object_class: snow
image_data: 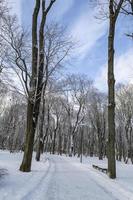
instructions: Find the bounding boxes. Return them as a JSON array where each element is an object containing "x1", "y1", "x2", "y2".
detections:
[
  {"x1": 0, "y1": 151, "x2": 50, "y2": 200},
  {"x1": 0, "y1": 151, "x2": 133, "y2": 200}
]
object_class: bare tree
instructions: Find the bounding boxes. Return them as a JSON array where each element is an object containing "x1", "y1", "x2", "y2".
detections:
[
  {"x1": 116, "y1": 85, "x2": 133, "y2": 163},
  {"x1": 0, "y1": 14, "x2": 31, "y2": 96},
  {"x1": 20, "y1": 0, "x2": 56, "y2": 172},
  {"x1": 0, "y1": 88, "x2": 26, "y2": 151},
  {"x1": 87, "y1": 90, "x2": 107, "y2": 160},
  {"x1": 60, "y1": 74, "x2": 92, "y2": 156},
  {"x1": 35, "y1": 24, "x2": 73, "y2": 161},
  {"x1": 107, "y1": 0, "x2": 124, "y2": 179},
  {"x1": 0, "y1": 0, "x2": 8, "y2": 73}
]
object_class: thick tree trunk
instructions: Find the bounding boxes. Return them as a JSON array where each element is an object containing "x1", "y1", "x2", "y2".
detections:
[
  {"x1": 19, "y1": 0, "x2": 40, "y2": 172},
  {"x1": 107, "y1": 0, "x2": 116, "y2": 179},
  {"x1": 107, "y1": 0, "x2": 124, "y2": 179},
  {"x1": 20, "y1": 0, "x2": 56, "y2": 171},
  {"x1": 34, "y1": 0, "x2": 46, "y2": 125},
  {"x1": 20, "y1": 99, "x2": 35, "y2": 171},
  {"x1": 35, "y1": 0, "x2": 52, "y2": 161}
]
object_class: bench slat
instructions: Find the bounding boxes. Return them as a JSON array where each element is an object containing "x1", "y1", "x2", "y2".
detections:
[{"x1": 92, "y1": 165, "x2": 107, "y2": 174}]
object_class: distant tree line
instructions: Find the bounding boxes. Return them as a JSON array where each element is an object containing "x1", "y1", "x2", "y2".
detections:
[{"x1": 0, "y1": 79, "x2": 133, "y2": 165}]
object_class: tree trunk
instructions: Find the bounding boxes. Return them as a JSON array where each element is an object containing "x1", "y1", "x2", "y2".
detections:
[
  {"x1": 80, "y1": 127, "x2": 83, "y2": 163},
  {"x1": 52, "y1": 130, "x2": 57, "y2": 154},
  {"x1": 107, "y1": 0, "x2": 116, "y2": 179},
  {"x1": 36, "y1": 97, "x2": 45, "y2": 161},
  {"x1": 19, "y1": 0, "x2": 56, "y2": 171},
  {"x1": 19, "y1": 0, "x2": 40, "y2": 172},
  {"x1": 98, "y1": 138, "x2": 103, "y2": 160},
  {"x1": 20, "y1": 99, "x2": 35, "y2": 171}
]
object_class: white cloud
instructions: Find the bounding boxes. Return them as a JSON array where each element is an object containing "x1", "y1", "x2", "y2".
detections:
[
  {"x1": 95, "y1": 48, "x2": 133, "y2": 91},
  {"x1": 50, "y1": 0, "x2": 74, "y2": 21},
  {"x1": 70, "y1": 5, "x2": 107, "y2": 60},
  {"x1": 7, "y1": 0, "x2": 22, "y2": 23}
]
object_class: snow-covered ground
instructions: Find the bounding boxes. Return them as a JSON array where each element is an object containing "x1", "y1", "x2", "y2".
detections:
[{"x1": 0, "y1": 151, "x2": 133, "y2": 200}]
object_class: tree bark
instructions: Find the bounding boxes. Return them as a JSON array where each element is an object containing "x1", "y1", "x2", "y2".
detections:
[
  {"x1": 20, "y1": 0, "x2": 40, "y2": 172},
  {"x1": 107, "y1": 0, "x2": 124, "y2": 179},
  {"x1": 107, "y1": 0, "x2": 116, "y2": 179},
  {"x1": 35, "y1": 97, "x2": 45, "y2": 161},
  {"x1": 19, "y1": 98, "x2": 36, "y2": 171},
  {"x1": 19, "y1": 0, "x2": 56, "y2": 172}
]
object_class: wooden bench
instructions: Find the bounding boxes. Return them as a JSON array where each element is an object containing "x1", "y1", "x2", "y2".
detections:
[{"x1": 92, "y1": 164, "x2": 107, "y2": 174}]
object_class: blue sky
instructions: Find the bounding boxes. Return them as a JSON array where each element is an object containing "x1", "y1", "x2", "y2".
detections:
[{"x1": 9, "y1": 0, "x2": 133, "y2": 91}]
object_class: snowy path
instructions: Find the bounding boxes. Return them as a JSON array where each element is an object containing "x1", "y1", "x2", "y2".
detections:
[
  {"x1": 1, "y1": 152, "x2": 133, "y2": 200},
  {"x1": 42, "y1": 155, "x2": 133, "y2": 200}
]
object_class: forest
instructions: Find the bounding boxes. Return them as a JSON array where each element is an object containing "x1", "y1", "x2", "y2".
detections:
[{"x1": 0, "y1": 0, "x2": 133, "y2": 200}]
